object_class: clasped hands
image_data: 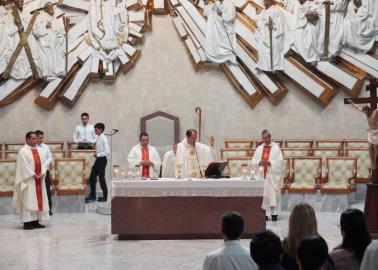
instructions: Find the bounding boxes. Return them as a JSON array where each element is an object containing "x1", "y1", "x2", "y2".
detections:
[
  {"x1": 258, "y1": 160, "x2": 271, "y2": 167},
  {"x1": 34, "y1": 173, "x2": 45, "y2": 180},
  {"x1": 140, "y1": 160, "x2": 154, "y2": 167}
]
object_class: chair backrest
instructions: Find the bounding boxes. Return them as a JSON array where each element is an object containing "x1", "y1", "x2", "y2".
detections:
[
  {"x1": 284, "y1": 140, "x2": 313, "y2": 148},
  {"x1": 226, "y1": 157, "x2": 252, "y2": 177},
  {"x1": 224, "y1": 139, "x2": 254, "y2": 149},
  {"x1": 220, "y1": 148, "x2": 254, "y2": 160},
  {"x1": 68, "y1": 150, "x2": 96, "y2": 180},
  {"x1": 344, "y1": 140, "x2": 368, "y2": 148},
  {"x1": 312, "y1": 148, "x2": 342, "y2": 158},
  {"x1": 67, "y1": 141, "x2": 78, "y2": 150},
  {"x1": 45, "y1": 141, "x2": 65, "y2": 150},
  {"x1": 282, "y1": 158, "x2": 291, "y2": 180},
  {"x1": 55, "y1": 158, "x2": 86, "y2": 194},
  {"x1": 281, "y1": 148, "x2": 311, "y2": 157},
  {"x1": 4, "y1": 151, "x2": 18, "y2": 160},
  {"x1": 291, "y1": 157, "x2": 321, "y2": 185},
  {"x1": 314, "y1": 139, "x2": 344, "y2": 148},
  {"x1": 4, "y1": 143, "x2": 23, "y2": 151},
  {"x1": 326, "y1": 157, "x2": 357, "y2": 185},
  {"x1": 0, "y1": 159, "x2": 16, "y2": 195},
  {"x1": 345, "y1": 148, "x2": 370, "y2": 180}
]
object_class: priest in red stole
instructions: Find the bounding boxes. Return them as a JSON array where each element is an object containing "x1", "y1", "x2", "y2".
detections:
[
  {"x1": 12, "y1": 132, "x2": 49, "y2": 230},
  {"x1": 252, "y1": 130, "x2": 283, "y2": 222}
]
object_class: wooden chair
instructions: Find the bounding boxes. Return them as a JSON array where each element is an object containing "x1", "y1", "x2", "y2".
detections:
[
  {"x1": 68, "y1": 150, "x2": 96, "y2": 184},
  {"x1": 312, "y1": 147, "x2": 342, "y2": 178},
  {"x1": 4, "y1": 143, "x2": 23, "y2": 151},
  {"x1": 282, "y1": 158, "x2": 291, "y2": 189},
  {"x1": 287, "y1": 157, "x2": 322, "y2": 193},
  {"x1": 345, "y1": 148, "x2": 371, "y2": 183},
  {"x1": 54, "y1": 158, "x2": 86, "y2": 195},
  {"x1": 226, "y1": 157, "x2": 252, "y2": 177},
  {"x1": 0, "y1": 159, "x2": 16, "y2": 196},
  {"x1": 45, "y1": 141, "x2": 65, "y2": 150},
  {"x1": 320, "y1": 157, "x2": 357, "y2": 194},
  {"x1": 281, "y1": 148, "x2": 311, "y2": 158},
  {"x1": 314, "y1": 139, "x2": 344, "y2": 149},
  {"x1": 67, "y1": 141, "x2": 78, "y2": 150},
  {"x1": 220, "y1": 148, "x2": 255, "y2": 160},
  {"x1": 344, "y1": 139, "x2": 368, "y2": 148},
  {"x1": 284, "y1": 140, "x2": 313, "y2": 148},
  {"x1": 4, "y1": 151, "x2": 18, "y2": 159},
  {"x1": 224, "y1": 139, "x2": 254, "y2": 149}
]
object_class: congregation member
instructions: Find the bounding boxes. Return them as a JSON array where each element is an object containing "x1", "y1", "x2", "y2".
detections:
[
  {"x1": 324, "y1": 209, "x2": 371, "y2": 270},
  {"x1": 73, "y1": 112, "x2": 97, "y2": 149},
  {"x1": 85, "y1": 123, "x2": 110, "y2": 203},
  {"x1": 202, "y1": 212, "x2": 257, "y2": 270},
  {"x1": 13, "y1": 132, "x2": 49, "y2": 230},
  {"x1": 175, "y1": 129, "x2": 214, "y2": 178},
  {"x1": 360, "y1": 240, "x2": 378, "y2": 270},
  {"x1": 162, "y1": 143, "x2": 177, "y2": 178},
  {"x1": 281, "y1": 203, "x2": 319, "y2": 270},
  {"x1": 35, "y1": 130, "x2": 53, "y2": 216},
  {"x1": 252, "y1": 129, "x2": 283, "y2": 221},
  {"x1": 297, "y1": 235, "x2": 329, "y2": 270},
  {"x1": 250, "y1": 230, "x2": 284, "y2": 270},
  {"x1": 127, "y1": 132, "x2": 161, "y2": 178}
]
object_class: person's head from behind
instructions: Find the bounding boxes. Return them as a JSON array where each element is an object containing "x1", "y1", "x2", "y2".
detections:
[
  {"x1": 94, "y1": 123, "x2": 105, "y2": 136},
  {"x1": 261, "y1": 129, "x2": 271, "y2": 146},
  {"x1": 25, "y1": 131, "x2": 37, "y2": 147},
  {"x1": 221, "y1": 212, "x2": 244, "y2": 241},
  {"x1": 297, "y1": 235, "x2": 328, "y2": 270},
  {"x1": 250, "y1": 230, "x2": 283, "y2": 267},
  {"x1": 340, "y1": 208, "x2": 371, "y2": 262},
  {"x1": 139, "y1": 132, "x2": 149, "y2": 148},
  {"x1": 263, "y1": 0, "x2": 274, "y2": 9},
  {"x1": 81, "y1": 112, "x2": 89, "y2": 126},
  {"x1": 186, "y1": 129, "x2": 198, "y2": 146},
  {"x1": 35, "y1": 130, "x2": 44, "y2": 145},
  {"x1": 285, "y1": 203, "x2": 318, "y2": 257}
]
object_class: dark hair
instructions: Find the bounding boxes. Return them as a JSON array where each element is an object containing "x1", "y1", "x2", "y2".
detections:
[
  {"x1": 297, "y1": 235, "x2": 328, "y2": 270},
  {"x1": 340, "y1": 209, "x2": 371, "y2": 262},
  {"x1": 261, "y1": 129, "x2": 270, "y2": 136},
  {"x1": 94, "y1": 123, "x2": 105, "y2": 132},
  {"x1": 81, "y1": 112, "x2": 89, "y2": 118},
  {"x1": 139, "y1": 132, "x2": 149, "y2": 140},
  {"x1": 221, "y1": 212, "x2": 244, "y2": 240},
  {"x1": 186, "y1": 129, "x2": 197, "y2": 137},
  {"x1": 250, "y1": 230, "x2": 283, "y2": 267},
  {"x1": 35, "y1": 130, "x2": 44, "y2": 136},
  {"x1": 25, "y1": 131, "x2": 35, "y2": 140}
]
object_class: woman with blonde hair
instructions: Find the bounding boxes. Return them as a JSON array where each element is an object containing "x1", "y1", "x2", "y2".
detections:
[{"x1": 281, "y1": 203, "x2": 319, "y2": 270}]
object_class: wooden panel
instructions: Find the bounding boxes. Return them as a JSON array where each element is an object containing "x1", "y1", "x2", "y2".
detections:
[
  {"x1": 172, "y1": 16, "x2": 188, "y2": 40},
  {"x1": 58, "y1": 0, "x2": 90, "y2": 13}
]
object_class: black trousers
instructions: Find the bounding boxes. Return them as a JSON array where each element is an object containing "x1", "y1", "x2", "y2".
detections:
[
  {"x1": 45, "y1": 170, "x2": 52, "y2": 211},
  {"x1": 89, "y1": 157, "x2": 108, "y2": 198}
]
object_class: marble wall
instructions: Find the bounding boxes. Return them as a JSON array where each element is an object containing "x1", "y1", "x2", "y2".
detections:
[{"x1": 0, "y1": 16, "x2": 368, "y2": 167}]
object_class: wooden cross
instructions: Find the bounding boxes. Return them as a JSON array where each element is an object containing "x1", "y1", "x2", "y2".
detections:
[
  {"x1": 266, "y1": 16, "x2": 274, "y2": 71},
  {"x1": 321, "y1": 0, "x2": 334, "y2": 60},
  {"x1": 344, "y1": 79, "x2": 378, "y2": 109}
]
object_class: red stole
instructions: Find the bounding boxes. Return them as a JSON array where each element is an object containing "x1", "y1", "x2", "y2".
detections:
[
  {"x1": 261, "y1": 145, "x2": 271, "y2": 179},
  {"x1": 31, "y1": 148, "x2": 43, "y2": 211},
  {"x1": 141, "y1": 147, "x2": 150, "y2": 177}
]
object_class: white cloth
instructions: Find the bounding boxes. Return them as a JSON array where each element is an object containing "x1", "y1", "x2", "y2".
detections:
[
  {"x1": 252, "y1": 142, "x2": 283, "y2": 210},
  {"x1": 0, "y1": 6, "x2": 9, "y2": 72},
  {"x1": 37, "y1": 143, "x2": 52, "y2": 171},
  {"x1": 73, "y1": 124, "x2": 97, "y2": 144},
  {"x1": 342, "y1": 1, "x2": 375, "y2": 53},
  {"x1": 292, "y1": 1, "x2": 323, "y2": 62},
  {"x1": 202, "y1": 240, "x2": 258, "y2": 270},
  {"x1": 95, "y1": 133, "x2": 110, "y2": 157},
  {"x1": 175, "y1": 139, "x2": 213, "y2": 178},
  {"x1": 12, "y1": 144, "x2": 49, "y2": 223},
  {"x1": 33, "y1": 10, "x2": 65, "y2": 80},
  {"x1": 162, "y1": 150, "x2": 176, "y2": 178},
  {"x1": 127, "y1": 144, "x2": 162, "y2": 177},
  {"x1": 368, "y1": 129, "x2": 378, "y2": 145},
  {"x1": 282, "y1": 0, "x2": 301, "y2": 14},
  {"x1": 256, "y1": 5, "x2": 291, "y2": 71},
  {"x1": 360, "y1": 240, "x2": 378, "y2": 270},
  {"x1": 204, "y1": 0, "x2": 237, "y2": 64}
]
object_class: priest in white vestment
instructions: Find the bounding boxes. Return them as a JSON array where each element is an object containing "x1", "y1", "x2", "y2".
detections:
[
  {"x1": 202, "y1": 212, "x2": 258, "y2": 270},
  {"x1": 175, "y1": 129, "x2": 214, "y2": 179},
  {"x1": 252, "y1": 130, "x2": 283, "y2": 221},
  {"x1": 162, "y1": 143, "x2": 177, "y2": 178},
  {"x1": 33, "y1": 1, "x2": 66, "y2": 80},
  {"x1": 13, "y1": 132, "x2": 49, "y2": 230},
  {"x1": 360, "y1": 240, "x2": 378, "y2": 270},
  {"x1": 342, "y1": 0, "x2": 375, "y2": 53},
  {"x1": 292, "y1": 0, "x2": 323, "y2": 63},
  {"x1": 204, "y1": 0, "x2": 237, "y2": 64},
  {"x1": 256, "y1": 0, "x2": 291, "y2": 71},
  {"x1": 127, "y1": 132, "x2": 161, "y2": 178}
]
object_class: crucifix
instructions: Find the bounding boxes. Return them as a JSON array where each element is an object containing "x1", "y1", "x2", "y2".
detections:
[
  {"x1": 266, "y1": 16, "x2": 274, "y2": 70},
  {"x1": 321, "y1": 0, "x2": 333, "y2": 60},
  {"x1": 345, "y1": 79, "x2": 378, "y2": 184}
]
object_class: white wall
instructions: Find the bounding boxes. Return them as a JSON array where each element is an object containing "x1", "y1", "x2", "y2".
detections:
[{"x1": 0, "y1": 16, "x2": 368, "y2": 168}]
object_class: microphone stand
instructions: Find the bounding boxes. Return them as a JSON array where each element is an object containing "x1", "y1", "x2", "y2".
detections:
[{"x1": 193, "y1": 143, "x2": 203, "y2": 178}]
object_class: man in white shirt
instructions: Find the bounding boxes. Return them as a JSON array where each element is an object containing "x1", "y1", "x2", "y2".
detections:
[
  {"x1": 85, "y1": 123, "x2": 110, "y2": 203},
  {"x1": 162, "y1": 143, "x2": 177, "y2": 178},
  {"x1": 73, "y1": 112, "x2": 97, "y2": 149},
  {"x1": 35, "y1": 130, "x2": 53, "y2": 216},
  {"x1": 127, "y1": 133, "x2": 161, "y2": 178},
  {"x1": 202, "y1": 212, "x2": 258, "y2": 270},
  {"x1": 360, "y1": 240, "x2": 378, "y2": 269}
]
